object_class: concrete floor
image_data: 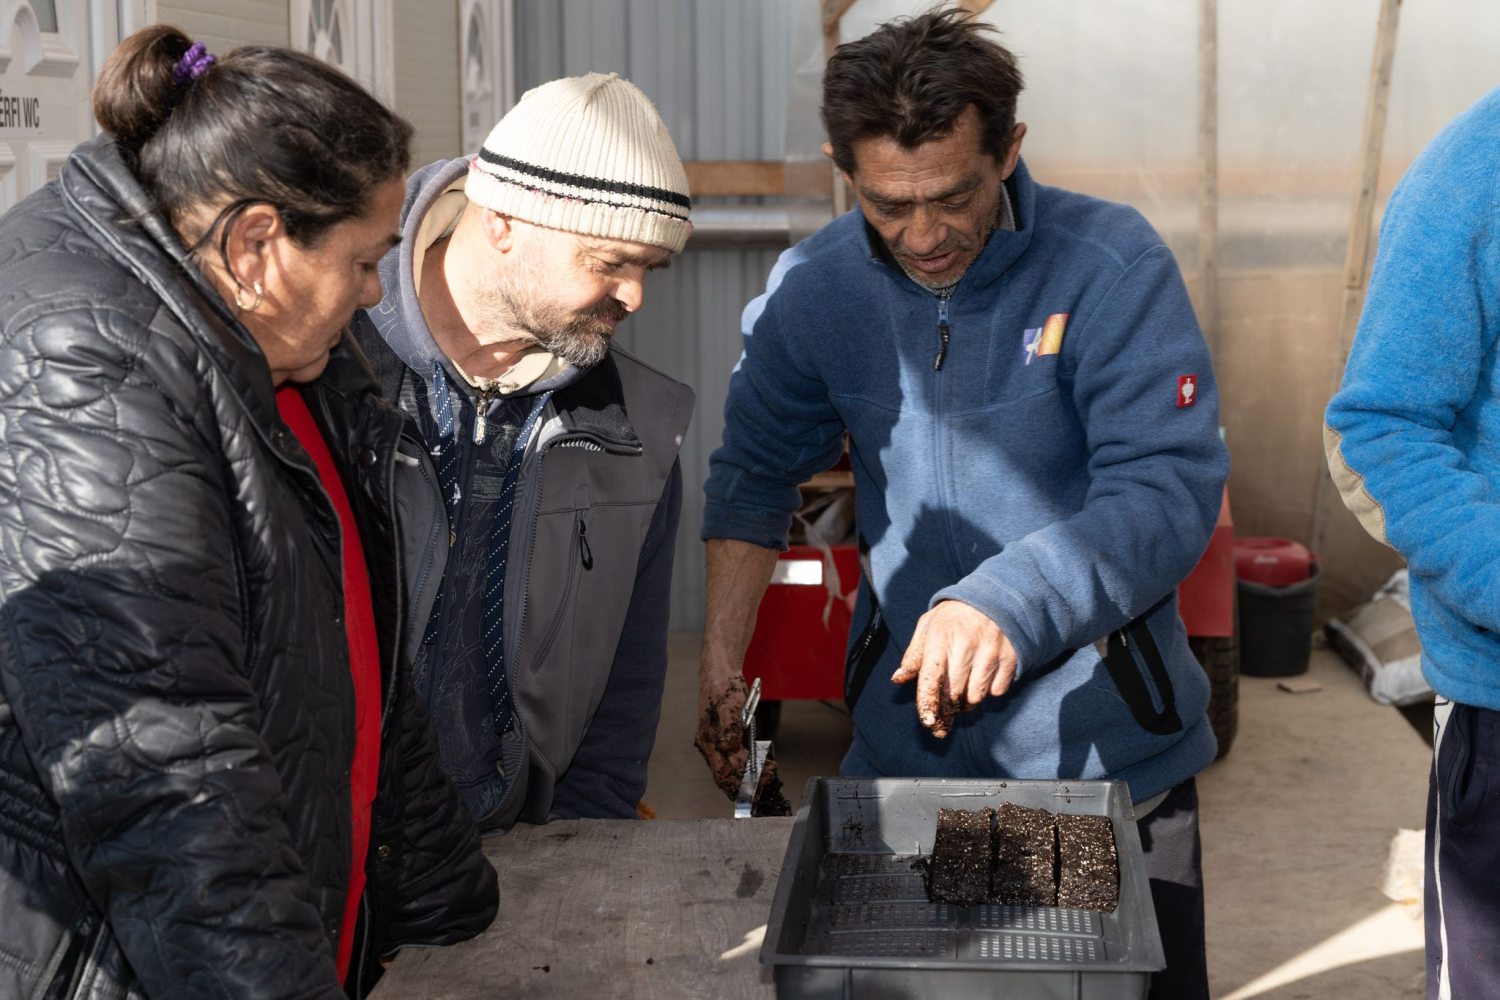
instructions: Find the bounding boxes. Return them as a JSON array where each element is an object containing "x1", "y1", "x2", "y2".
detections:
[{"x1": 644, "y1": 634, "x2": 1430, "y2": 999}]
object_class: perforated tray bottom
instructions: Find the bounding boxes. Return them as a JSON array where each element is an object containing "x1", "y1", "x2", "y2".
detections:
[{"x1": 805, "y1": 853, "x2": 1110, "y2": 964}]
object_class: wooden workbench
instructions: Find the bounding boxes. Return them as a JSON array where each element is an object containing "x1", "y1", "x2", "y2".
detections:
[{"x1": 373, "y1": 817, "x2": 796, "y2": 999}]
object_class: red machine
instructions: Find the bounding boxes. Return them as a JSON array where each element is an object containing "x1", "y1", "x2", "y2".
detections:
[
  {"x1": 1179, "y1": 492, "x2": 1239, "y2": 755},
  {"x1": 742, "y1": 544, "x2": 859, "y2": 703},
  {"x1": 1233, "y1": 536, "x2": 1316, "y2": 588},
  {"x1": 743, "y1": 491, "x2": 1240, "y2": 756}
]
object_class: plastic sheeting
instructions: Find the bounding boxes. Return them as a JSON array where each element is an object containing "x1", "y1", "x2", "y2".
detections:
[
  {"x1": 788, "y1": 1, "x2": 1500, "y2": 614},
  {"x1": 799, "y1": 1, "x2": 1500, "y2": 272},
  {"x1": 508, "y1": 1, "x2": 1500, "y2": 623}
]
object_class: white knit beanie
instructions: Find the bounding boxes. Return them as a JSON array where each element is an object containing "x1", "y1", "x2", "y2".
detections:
[{"x1": 465, "y1": 72, "x2": 692, "y2": 253}]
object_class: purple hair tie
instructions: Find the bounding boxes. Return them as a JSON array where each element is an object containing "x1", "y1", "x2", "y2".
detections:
[{"x1": 172, "y1": 42, "x2": 216, "y2": 86}]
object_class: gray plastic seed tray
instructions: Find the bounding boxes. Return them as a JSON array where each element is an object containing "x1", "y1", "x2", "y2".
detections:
[{"x1": 761, "y1": 778, "x2": 1165, "y2": 999}]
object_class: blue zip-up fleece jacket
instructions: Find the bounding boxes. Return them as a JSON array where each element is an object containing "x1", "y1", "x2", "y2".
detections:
[
  {"x1": 1326, "y1": 88, "x2": 1500, "y2": 712},
  {"x1": 354, "y1": 158, "x2": 691, "y2": 827},
  {"x1": 705, "y1": 160, "x2": 1229, "y2": 803}
]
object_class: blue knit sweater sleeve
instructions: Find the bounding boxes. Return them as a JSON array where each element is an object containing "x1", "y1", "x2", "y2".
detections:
[
  {"x1": 933, "y1": 246, "x2": 1229, "y2": 673},
  {"x1": 702, "y1": 246, "x2": 848, "y2": 548},
  {"x1": 1325, "y1": 90, "x2": 1500, "y2": 627}
]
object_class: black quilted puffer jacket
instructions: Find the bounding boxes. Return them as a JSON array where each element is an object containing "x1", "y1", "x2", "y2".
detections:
[{"x1": 0, "y1": 137, "x2": 497, "y2": 999}]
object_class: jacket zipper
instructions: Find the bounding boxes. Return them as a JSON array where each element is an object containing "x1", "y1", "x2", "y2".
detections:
[
  {"x1": 363, "y1": 410, "x2": 403, "y2": 992},
  {"x1": 844, "y1": 599, "x2": 884, "y2": 707},
  {"x1": 269, "y1": 413, "x2": 357, "y2": 827},
  {"x1": 849, "y1": 605, "x2": 881, "y2": 666},
  {"x1": 269, "y1": 426, "x2": 344, "y2": 584},
  {"x1": 396, "y1": 430, "x2": 444, "y2": 693},
  {"x1": 424, "y1": 405, "x2": 479, "y2": 707},
  {"x1": 292, "y1": 391, "x2": 405, "y2": 974},
  {"x1": 1119, "y1": 627, "x2": 1166, "y2": 714},
  {"x1": 352, "y1": 892, "x2": 373, "y2": 997},
  {"x1": 933, "y1": 296, "x2": 951, "y2": 370},
  {"x1": 471, "y1": 383, "x2": 499, "y2": 444},
  {"x1": 377, "y1": 417, "x2": 410, "y2": 732},
  {"x1": 499, "y1": 435, "x2": 544, "y2": 804}
]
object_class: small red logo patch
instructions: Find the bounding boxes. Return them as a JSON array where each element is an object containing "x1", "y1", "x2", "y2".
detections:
[{"x1": 1177, "y1": 375, "x2": 1198, "y2": 408}]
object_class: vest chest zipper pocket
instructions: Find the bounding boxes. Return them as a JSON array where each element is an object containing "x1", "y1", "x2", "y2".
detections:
[
  {"x1": 577, "y1": 516, "x2": 593, "y2": 571},
  {"x1": 526, "y1": 507, "x2": 590, "y2": 672}
]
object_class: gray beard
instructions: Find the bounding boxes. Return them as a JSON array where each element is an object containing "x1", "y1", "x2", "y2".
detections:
[
  {"x1": 501, "y1": 285, "x2": 615, "y2": 369},
  {"x1": 474, "y1": 258, "x2": 622, "y2": 369}
]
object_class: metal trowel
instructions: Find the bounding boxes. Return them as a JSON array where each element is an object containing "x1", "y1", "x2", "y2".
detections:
[{"x1": 734, "y1": 676, "x2": 780, "y2": 818}]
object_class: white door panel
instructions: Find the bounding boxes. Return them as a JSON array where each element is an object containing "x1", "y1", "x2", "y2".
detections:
[
  {"x1": 0, "y1": 0, "x2": 117, "y2": 215},
  {"x1": 460, "y1": 0, "x2": 512, "y2": 153},
  {"x1": 291, "y1": 0, "x2": 392, "y2": 104}
]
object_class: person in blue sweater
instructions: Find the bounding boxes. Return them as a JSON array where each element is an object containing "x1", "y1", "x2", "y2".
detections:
[
  {"x1": 1325, "y1": 88, "x2": 1500, "y2": 1000},
  {"x1": 696, "y1": 10, "x2": 1227, "y2": 998}
]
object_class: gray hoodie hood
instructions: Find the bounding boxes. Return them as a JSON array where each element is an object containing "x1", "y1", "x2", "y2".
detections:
[{"x1": 375, "y1": 156, "x2": 583, "y2": 405}]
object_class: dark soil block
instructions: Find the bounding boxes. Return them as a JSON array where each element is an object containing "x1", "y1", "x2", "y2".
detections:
[
  {"x1": 992, "y1": 803, "x2": 1057, "y2": 906},
  {"x1": 1055, "y1": 814, "x2": 1119, "y2": 911},
  {"x1": 923, "y1": 807, "x2": 994, "y2": 906}
]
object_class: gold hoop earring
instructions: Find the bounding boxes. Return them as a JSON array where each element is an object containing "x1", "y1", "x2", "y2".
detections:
[{"x1": 234, "y1": 281, "x2": 264, "y2": 312}]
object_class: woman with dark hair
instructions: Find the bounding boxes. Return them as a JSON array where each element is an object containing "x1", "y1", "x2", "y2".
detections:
[{"x1": 0, "y1": 26, "x2": 496, "y2": 999}]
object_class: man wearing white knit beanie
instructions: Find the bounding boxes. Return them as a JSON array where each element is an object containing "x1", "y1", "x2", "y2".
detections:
[{"x1": 352, "y1": 72, "x2": 695, "y2": 832}]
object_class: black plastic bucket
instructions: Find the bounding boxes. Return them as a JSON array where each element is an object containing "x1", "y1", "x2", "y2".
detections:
[{"x1": 1238, "y1": 561, "x2": 1321, "y2": 677}]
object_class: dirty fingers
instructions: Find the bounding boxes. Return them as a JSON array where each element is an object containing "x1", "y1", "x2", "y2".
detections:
[
  {"x1": 891, "y1": 600, "x2": 1017, "y2": 738},
  {"x1": 695, "y1": 672, "x2": 751, "y2": 799}
]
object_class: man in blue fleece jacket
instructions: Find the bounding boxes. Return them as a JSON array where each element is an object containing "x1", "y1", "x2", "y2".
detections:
[
  {"x1": 697, "y1": 11, "x2": 1227, "y2": 998},
  {"x1": 1325, "y1": 88, "x2": 1500, "y2": 1000},
  {"x1": 352, "y1": 74, "x2": 694, "y2": 831}
]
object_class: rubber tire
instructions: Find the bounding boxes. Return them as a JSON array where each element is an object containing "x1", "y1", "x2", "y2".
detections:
[
  {"x1": 753, "y1": 699, "x2": 782, "y2": 742},
  {"x1": 1190, "y1": 634, "x2": 1239, "y2": 759}
]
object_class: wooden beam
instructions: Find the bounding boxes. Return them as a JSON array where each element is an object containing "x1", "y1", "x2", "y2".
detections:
[
  {"x1": 820, "y1": 0, "x2": 856, "y2": 216},
  {"x1": 821, "y1": 0, "x2": 857, "y2": 59},
  {"x1": 683, "y1": 161, "x2": 786, "y2": 198},
  {"x1": 1310, "y1": 0, "x2": 1402, "y2": 555},
  {"x1": 1197, "y1": 0, "x2": 1219, "y2": 357},
  {"x1": 676, "y1": 153, "x2": 1427, "y2": 203},
  {"x1": 801, "y1": 470, "x2": 855, "y2": 491}
]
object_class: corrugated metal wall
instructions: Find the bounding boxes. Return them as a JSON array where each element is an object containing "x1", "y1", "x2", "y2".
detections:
[{"x1": 514, "y1": 0, "x2": 801, "y2": 629}]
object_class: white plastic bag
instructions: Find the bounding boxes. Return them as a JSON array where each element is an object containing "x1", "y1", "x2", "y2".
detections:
[{"x1": 1324, "y1": 570, "x2": 1433, "y2": 707}]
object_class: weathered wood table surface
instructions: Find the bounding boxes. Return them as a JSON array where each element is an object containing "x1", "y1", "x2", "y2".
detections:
[{"x1": 373, "y1": 817, "x2": 796, "y2": 999}]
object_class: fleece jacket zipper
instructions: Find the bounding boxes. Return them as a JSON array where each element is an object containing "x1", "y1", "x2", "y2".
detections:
[{"x1": 934, "y1": 295, "x2": 952, "y2": 371}]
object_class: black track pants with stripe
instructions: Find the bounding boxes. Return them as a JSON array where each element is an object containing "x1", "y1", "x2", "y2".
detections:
[{"x1": 1426, "y1": 699, "x2": 1500, "y2": 1000}]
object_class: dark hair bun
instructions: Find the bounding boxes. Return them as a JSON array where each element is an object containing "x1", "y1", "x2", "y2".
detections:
[
  {"x1": 92, "y1": 24, "x2": 195, "y2": 154},
  {"x1": 89, "y1": 27, "x2": 412, "y2": 252}
]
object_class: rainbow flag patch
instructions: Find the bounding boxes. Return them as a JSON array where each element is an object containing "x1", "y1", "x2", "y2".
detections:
[{"x1": 1022, "y1": 313, "x2": 1069, "y2": 365}]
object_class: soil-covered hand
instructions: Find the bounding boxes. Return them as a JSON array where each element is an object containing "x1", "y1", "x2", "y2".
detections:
[
  {"x1": 890, "y1": 599, "x2": 1017, "y2": 739},
  {"x1": 753, "y1": 756, "x2": 794, "y2": 817},
  {"x1": 695, "y1": 669, "x2": 750, "y2": 800}
]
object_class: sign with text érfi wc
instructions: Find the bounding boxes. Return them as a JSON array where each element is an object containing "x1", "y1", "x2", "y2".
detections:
[{"x1": 0, "y1": 88, "x2": 44, "y2": 136}]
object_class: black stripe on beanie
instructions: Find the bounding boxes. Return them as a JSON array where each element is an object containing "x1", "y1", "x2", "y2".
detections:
[{"x1": 478, "y1": 148, "x2": 692, "y2": 212}]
